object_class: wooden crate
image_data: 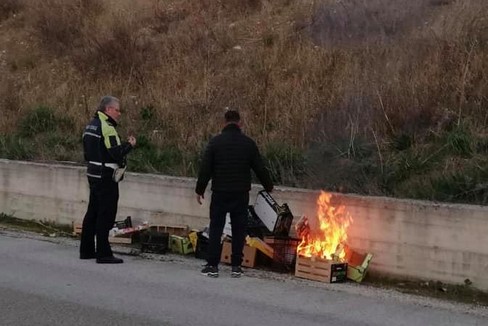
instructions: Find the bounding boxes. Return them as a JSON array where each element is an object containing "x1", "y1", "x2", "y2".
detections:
[
  {"x1": 150, "y1": 225, "x2": 189, "y2": 237},
  {"x1": 72, "y1": 222, "x2": 82, "y2": 236},
  {"x1": 295, "y1": 255, "x2": 347, "y2": 283},
  {"x1": 109, "y1": 236, "x2": 133, "y2": 244},
  {"x1": 72, "y1": 222, "x2": 134, "y2": 244}
]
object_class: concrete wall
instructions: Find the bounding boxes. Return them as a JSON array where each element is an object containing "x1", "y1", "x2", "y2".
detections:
[{"x1": 1, "y1": 159, "x2": 488, "y2": 290}]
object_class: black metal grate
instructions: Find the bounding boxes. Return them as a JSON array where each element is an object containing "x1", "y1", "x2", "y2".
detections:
[
  {"x1": 265, "y1": 236, "x2": 301, "y2": 273},
  {"x1": 140, "y1": 230, "x2": 169, "y2": 254}
]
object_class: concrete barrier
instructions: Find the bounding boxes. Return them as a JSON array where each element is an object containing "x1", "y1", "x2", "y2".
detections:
[{"x1": 1, "y1": 159, "x2": 487, "y2": 290}]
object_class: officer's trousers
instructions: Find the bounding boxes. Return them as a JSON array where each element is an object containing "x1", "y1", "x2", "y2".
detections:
[{"x1": 80, "y1": 176, "x2": 119, "y2": 258}]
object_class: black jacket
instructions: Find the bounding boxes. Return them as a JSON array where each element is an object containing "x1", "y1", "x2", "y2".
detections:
[
  {"x1": 195, "y1": 123, "x2": 273, "y2": 195},
  {"x1": 82, "y1": 111, "x2": 132, "y2": 178}
]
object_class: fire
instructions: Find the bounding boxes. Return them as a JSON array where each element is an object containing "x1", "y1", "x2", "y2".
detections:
[{"x1": 296, "y1": 191, "x2": 353, "y2": 260}]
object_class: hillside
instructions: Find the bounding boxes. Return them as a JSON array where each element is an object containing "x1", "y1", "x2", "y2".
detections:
[{"x1": 0, "y1": 0, "x2": 487, "y2": 204}]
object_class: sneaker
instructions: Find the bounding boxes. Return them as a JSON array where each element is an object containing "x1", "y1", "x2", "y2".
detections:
[
  {"x1": 231, "y1": 266, "x2": 243, "y2": 278},
  {"x1": 201, "y1": 265, "x2": 219, "y2": 278}
]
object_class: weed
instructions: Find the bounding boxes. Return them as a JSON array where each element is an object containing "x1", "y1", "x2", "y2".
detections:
[
  {"x1": 446, "y1": 126, "x2": 474, "y2": 157},
  {"x1": 364, "y1": 273, "x2": 488, "y2": 306},
  {"x1": 0, "y1": 213, "x2": 72, "y2": 235}
]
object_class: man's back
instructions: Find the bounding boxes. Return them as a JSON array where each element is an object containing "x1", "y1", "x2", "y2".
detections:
[{"x1": 196, "y1": 123, "x2": 273, "y2": 194}]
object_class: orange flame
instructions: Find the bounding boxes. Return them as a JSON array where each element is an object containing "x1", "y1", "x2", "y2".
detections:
[{"x1": 297, "y1": 191, "x2": 353, "y2": 260}]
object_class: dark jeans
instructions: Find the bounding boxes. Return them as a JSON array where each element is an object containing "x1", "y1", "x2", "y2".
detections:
[
  {"x1": 80, "y1": 176, "x2": 119, "y2": 258},
  {"x1": 207, "y1": 192, "x2": 249, "y2": 267}
]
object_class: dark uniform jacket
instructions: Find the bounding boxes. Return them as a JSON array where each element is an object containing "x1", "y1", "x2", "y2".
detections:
[
  {"x1": 195, "y1": 123, "x2": 273, "y2": 195},
  {"x1": 82, "y1": 111, "x2": 132, "y2": 179}
]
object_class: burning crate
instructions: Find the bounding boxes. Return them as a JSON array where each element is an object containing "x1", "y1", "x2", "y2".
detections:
[{"x1": 295, "y1": 255, "x2": 347, "y2": 283}]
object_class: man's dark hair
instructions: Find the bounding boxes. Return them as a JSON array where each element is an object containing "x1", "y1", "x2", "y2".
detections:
[{"x1": 224, "y1": 110, "x2": 240, "y2": 123}]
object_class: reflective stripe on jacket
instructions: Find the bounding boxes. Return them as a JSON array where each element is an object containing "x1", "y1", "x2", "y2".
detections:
[{"x1": 82, "y1": 111, "x2": 132, "y2": 178}]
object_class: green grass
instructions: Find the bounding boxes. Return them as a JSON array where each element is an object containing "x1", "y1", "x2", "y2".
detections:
[
  {"x1": 0, "y1": 213, "x2": 73, "y2": 235},
  {"x1": 0, "y1": 106, "x2": 83, "y2": 162},
  {"x1": 0, "y1": 135, "x2": 35, "y2": 160}
]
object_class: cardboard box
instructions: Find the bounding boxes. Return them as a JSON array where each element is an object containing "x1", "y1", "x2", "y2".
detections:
[
  {"x1": 170, "y1": 235, "x2": 194, "y2": 255},
  {"x1": 295, "y1": 255, "x2": 347, "y2": 283},
  {"x1": 246, "y1": 236, "x2": 274, "y2": 259},
  {"x1": 345, "y1": 248, "x2": 373, "y2": 283},
  {"x1": 253, "y1": 190, "x2": 294, "y2": 236},
  {"x1": 220, "y1": 241, "x2": 257, "y2": 268}
]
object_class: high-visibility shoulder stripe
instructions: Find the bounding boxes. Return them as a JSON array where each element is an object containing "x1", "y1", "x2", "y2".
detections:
[
  {"x1": 83, "y1": 131, "x2": 101, "y2": 139},
  {"x1": 98, "y1": 112, "x2": 121, "y2": 149}
]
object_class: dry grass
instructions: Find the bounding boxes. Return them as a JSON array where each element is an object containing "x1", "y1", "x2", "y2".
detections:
[
  {"x1": 0, "y1": 0, "x2": 487, "y2": 202},
  {"x1": 0, "y1": 0, "x2": 23, "y2": 21}
]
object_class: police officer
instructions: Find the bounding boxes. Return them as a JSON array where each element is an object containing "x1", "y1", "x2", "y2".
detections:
[
  {"x1": 196, "y1": 109, "x2": 273, "y2": 277},
  {"x1": 80, "y1": 96, "x2": 136, "y2": 264}
]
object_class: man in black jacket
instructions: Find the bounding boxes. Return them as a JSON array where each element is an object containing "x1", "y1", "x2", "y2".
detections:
[
  {"x1": 196, "y1": 110, "x2": 273, "y2": 277},
  {"x1": 80, "y1": 96, "x2": 136, "y2": 264}
]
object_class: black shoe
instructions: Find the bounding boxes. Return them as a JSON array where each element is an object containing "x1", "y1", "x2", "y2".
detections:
[
  {"x1": 231, "y1": 266, "x2": 243, "y2": 278},
  {"x1": 96, "y1": 256, "x2": 124, "y2": 264},
  {"x1": 201, "y1": 265, "x2": 219, "y2": 277},
  {"x1": 80, "y1": 253, "x2": 96, "y2": 260}
]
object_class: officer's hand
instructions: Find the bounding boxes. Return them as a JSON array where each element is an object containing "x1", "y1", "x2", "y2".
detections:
[
  {"x1": 196, "y1": 194, "x2": 204, "y2": 205},
  {"x1": 128, "y1": 136, "x2": 136, "y2": 146}
]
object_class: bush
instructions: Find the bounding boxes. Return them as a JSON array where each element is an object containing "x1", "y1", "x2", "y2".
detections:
[
  {"x1": 28, "y1": 0, "x2": 103, "y2": 53},
  {"x1": 0, "y1": 0, "x2": 23, "y2": 21},
  {"x1": 262, "y1": 142, "x2": 306, "y2": 187},
  {"x1": 73, "y1": 11, "x2": 157, "y2": 82},
  {"x1": 0, "y1": 135, "x2": 35, "y2": 160},
  {"x1": 2, "y1": 0, "x2": 487, "y2": 205},
  {"x1": 18, "y1": 106, "x2": 73, "y2": 137},
  {"x1": 127, "y1": 135, "x2": 185, "y2": 174}
]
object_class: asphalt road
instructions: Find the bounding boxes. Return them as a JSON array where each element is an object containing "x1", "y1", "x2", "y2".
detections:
[{"x1": 0, "y1": 232, "x2": 487, "y2": 326}]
